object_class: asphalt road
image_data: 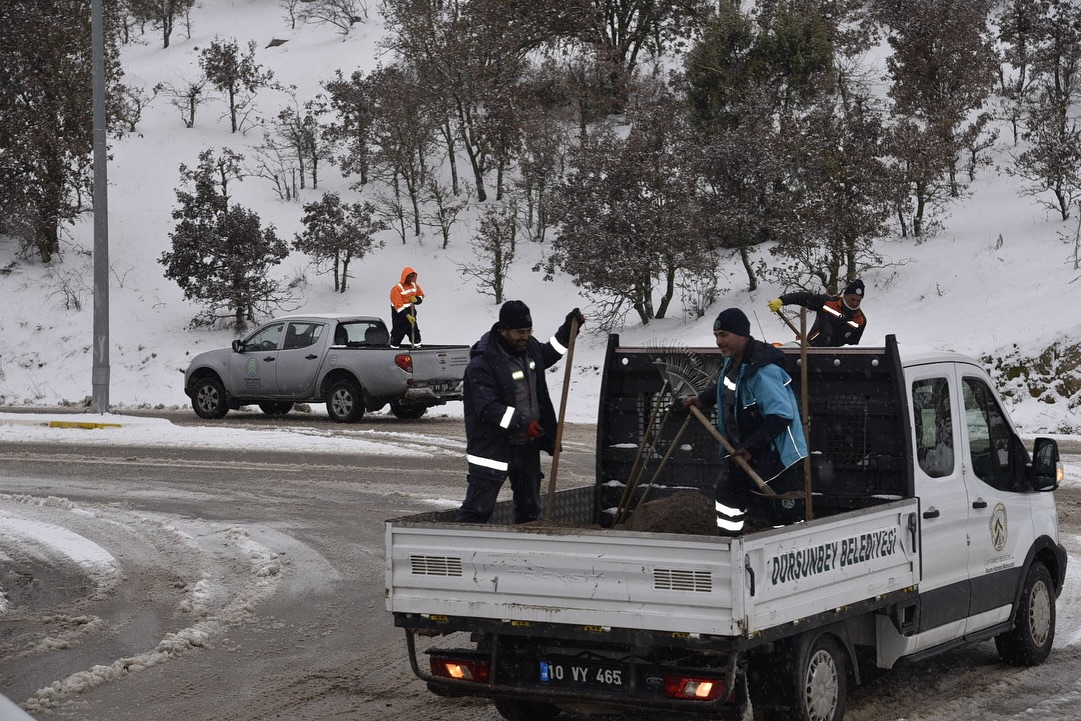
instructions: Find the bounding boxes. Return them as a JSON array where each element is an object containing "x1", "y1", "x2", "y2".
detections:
[
  {"x1": 1, "y1": 409, "x2": 1079, "y2": 721},
  {"x1": 0, "y1": 410, "x2": 596, "y2": 721}
]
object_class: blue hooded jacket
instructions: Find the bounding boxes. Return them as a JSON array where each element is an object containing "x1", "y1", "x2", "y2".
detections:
[{"x1": 701, "y1": 339, "x2": 808, "y2": 483}]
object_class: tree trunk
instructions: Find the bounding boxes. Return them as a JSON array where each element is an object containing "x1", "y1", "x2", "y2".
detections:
[
  {"x1": 656, "y1": 265, "x2": 675, "y2": 319},
  {"x1": 739, "y1": 247, "x2": 757, "y2": 292}
]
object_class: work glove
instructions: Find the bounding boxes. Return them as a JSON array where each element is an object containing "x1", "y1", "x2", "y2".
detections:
[
  {"x1": 768, "y1": 298, "x2": 783, "y2": 313},
  {"x1": 681, "y1": 395, "x2": 702, "y2": 410},
  {"x1": 406, "y1": 314, "x2": 416, "y2": 325},
  {"x1": 526, "y1": 420, "x2": 544, "y2": 439},
  {"x1": 556, "y1": 308, "x2": 586, "y2": 346},
  {"x1": 413, "y1": 296, "x2": 423, "y2": 305}
]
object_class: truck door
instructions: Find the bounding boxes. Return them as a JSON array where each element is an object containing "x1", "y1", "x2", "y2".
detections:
[
  {"x1": 276, "y1": 321, "x2": 326, "y2": 396},
  {"x1": 909, "y1": 370, "x2": 971, "y2": 644},
  {"x1": 229, "y1": 322, "x2": 284, "y2": 396},
  {"x1": 957, "y1": 372, "x2": 1036, "y2": 634}
]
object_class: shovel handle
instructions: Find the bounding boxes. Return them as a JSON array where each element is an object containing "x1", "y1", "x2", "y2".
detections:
[
  {"x1": 544, "y1": 317, "x2": 578, "y2": 520},
  {"x1": 686, "y1": 405, "x2": 776, "y2": 496},
  {"x1": 777, "y1": 310, "x2": 803, "y2": 341}
]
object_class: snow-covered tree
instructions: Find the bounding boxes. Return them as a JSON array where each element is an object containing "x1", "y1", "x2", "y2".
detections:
[{"x1": 160, "y1": 149, "x2": 290, "y2": 330}]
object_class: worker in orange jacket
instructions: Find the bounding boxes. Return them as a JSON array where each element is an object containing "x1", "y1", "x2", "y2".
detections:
[{"x1": 390, "y1": 266, "x2": 425, "y2": 347}]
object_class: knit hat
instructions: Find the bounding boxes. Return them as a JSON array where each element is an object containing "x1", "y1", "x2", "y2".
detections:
[
  {"x1": 843, "y1": 279, "x2": 865, "y2": 297},
  {"x1": 713, "y1": 308, "x2": 750, "y2": 336},
  {"x1": 499, "y1": 300, "x2": 533, "y2": 330}
]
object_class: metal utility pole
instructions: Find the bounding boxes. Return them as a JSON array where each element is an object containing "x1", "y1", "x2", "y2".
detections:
[{"x1": 91, "y1": 0, "x2": 111, "y2": 412}]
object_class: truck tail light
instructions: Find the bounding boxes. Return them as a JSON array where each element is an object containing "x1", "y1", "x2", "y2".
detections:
[
  {"x1": 430, "y1": 657, "x2": 490, "y2": 683},
  {"x1": 663, "y1": 675, "x2": 726, "y2": 701},
  {"x1": 395, "y1": 354, "x2": 413, "y2": 373}
]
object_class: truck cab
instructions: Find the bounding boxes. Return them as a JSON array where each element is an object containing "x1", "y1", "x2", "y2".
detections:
[{"x1": 882, "y1": 353, "x2": 1063, "y2": 666}]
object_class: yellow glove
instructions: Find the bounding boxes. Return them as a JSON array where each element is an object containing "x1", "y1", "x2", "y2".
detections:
[
  {"x1": 768, "y1": 298, "x2": 783, "y2": 313},
  {"x1": 406, "y1": 314, "x2": 416, "y2": 325}
]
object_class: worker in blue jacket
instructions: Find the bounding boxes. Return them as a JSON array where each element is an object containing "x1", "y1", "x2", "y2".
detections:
[
  {"x1": 456, "y1": 300, "x2": 585, "y2": 524},
  {"x1": 684, "y1": 308, "x2": 808, "y2": 535}
]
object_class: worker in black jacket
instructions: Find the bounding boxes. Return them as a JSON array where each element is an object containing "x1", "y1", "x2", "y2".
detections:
[
  {"x1": 768, "y1": 279, "x2": 867, "y2": 347},
  {"x1": 456, "y1": 301, "x2": 585, "y2": 524}
]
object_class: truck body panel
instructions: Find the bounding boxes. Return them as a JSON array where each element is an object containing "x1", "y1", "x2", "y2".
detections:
[{"x1": 387, "y1": 498, "x2": 918, "y2": 638}]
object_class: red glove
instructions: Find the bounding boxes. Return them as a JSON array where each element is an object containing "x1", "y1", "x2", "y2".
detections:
[
  {"x1": 526, "y1": 420, "x2": 544, "y2": 439},
  {"x1": 682, "y1": 396, "x2": 702, "y2": 409},
  {"x1": 731, "y1": 448, "x2": 752, "y2": 463}
]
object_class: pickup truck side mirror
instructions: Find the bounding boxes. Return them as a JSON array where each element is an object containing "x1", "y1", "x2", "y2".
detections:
[
  {"x1": 1030, "y1": 437, "x2": 1061, "y2": 491},
  {"x1": 232, "y1": 339, "x2": 242, "y2": 352}
]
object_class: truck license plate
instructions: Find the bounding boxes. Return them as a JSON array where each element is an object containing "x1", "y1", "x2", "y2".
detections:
[{"x1": 539, "y1": 659, "x2": 624, "y2": 688}]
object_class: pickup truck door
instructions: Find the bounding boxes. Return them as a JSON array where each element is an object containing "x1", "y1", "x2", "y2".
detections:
[
  {"x1": 229, "y1": 322, "x2": 284, "y2": 396},
  {"x1": 956, "y1": 371, "x2": 1037, "y2": 634},
  {"x1": 908, "y1": 368, "x2": 971, "y2": 645},
  {"x1": 276, "y1": 321, "x2": 327, "y2": 397}
]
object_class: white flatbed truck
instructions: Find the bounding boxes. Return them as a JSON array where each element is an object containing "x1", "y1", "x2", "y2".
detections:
[{"x1": 385, "y1": 335, "x2": 1065, "y2": 721}]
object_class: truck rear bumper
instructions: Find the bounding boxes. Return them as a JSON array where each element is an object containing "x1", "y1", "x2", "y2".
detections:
[
  {"x1": 402, "y1": 385, "x2": 462, "y2": 404},
  {"x1": 403, "y1": 627, "x2": 747, "y2": 719}
]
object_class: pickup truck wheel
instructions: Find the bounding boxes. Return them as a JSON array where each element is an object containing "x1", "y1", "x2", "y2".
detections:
[
  {"x1": 763, "y1": 633, "x2": 846, "y2": 721},
  {"x1": 492, "y1": 698, "x2": 560, "y2": 721},
  {"x1": 191, "y1": 376, "x2": 229, "y2": 419},
  {"x1": 326, "y1": 380, "x2": 364, "y2": 423},
  {"x1": 995, "y1": 561, "x2": 1055, "y2": 666},
  {"x1": 390, "y1": 399, "x2": 427, "y2": 419},
  {"x1": 258, "y1": 402, "x2": 294, "y2": 417}
]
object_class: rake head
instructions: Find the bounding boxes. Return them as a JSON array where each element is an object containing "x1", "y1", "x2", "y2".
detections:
[{"x1": 647, "y1": 342, "x2": 722, "y2": 398}]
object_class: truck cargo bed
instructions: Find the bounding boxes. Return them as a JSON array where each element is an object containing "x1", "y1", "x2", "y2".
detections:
[{"x1": 386, "y1": 487, "x2": 919, "y2": 639}]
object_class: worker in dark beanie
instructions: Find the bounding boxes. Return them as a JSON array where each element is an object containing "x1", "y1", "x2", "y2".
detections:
[
  {"x1": 456, "y1": 301, "x2": 586, "y2": 524},
  {"x1": 767, "y1": 279, "x2": 867, "y2": 347},
  {"x1": 683, "y1": 307, "x2": 807, "y2": 535}
]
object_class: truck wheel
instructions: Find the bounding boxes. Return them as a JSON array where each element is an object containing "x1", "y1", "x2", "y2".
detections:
[
  {"x1": 492, "y1": 699, "x2": 559, "y2": 721},
  {"x1": 390, "y1": 399, "x2": 427, "y2": 419},
  {"x1": 995, "y1": 561, "x2": 1055, "y2": 666},
  {"x1": 258, "y1": 402, "x2": 294, "y2": 417},
  {"x1": 191, "y1": 376, "x2": 229, "y2": 419},
  {"x1": 766, "y1": 633, "x2": 846, "y2": 721},
  {"x1": 326, "y1": 380, "x2": 364, "y2": 423}
]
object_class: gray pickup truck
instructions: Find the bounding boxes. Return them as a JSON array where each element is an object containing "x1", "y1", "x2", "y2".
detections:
[{"x1": 183, "y1": 314, "x2": 469, "y2": 421}]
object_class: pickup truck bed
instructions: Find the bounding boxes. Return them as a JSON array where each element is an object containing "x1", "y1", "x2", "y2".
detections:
[{"x1": 388, "y1": 490, "x2": 918, "y2": 640}]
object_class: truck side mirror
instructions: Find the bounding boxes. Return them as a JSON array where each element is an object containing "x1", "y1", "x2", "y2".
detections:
[
  {"x1": 1030, "y1": 437, "x2": 1061, "y2": 491},
  {"x1": 232, "y1": 339, "x2": 242, "y2": 352}
]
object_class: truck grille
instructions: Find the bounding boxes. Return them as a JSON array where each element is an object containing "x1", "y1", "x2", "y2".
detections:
[
  {"x1": 653, "y1": 568, "x2": 712, "y2": 593},
  {"x1": 410, "y1": 555, "x2": 463, "y2": 577}
]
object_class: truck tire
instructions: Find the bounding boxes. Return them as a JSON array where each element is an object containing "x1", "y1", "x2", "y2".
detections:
[
  {"x1": 492, "y1": 699, "x2": 560, "y2": 721},
  {"x1": 326, "y1": 379, "x2": 364, "y2": 423},
  {"x1": 258, "y1": 402, "x2": 294, "y2": 417},
  {"x1": 763, "y1": 632, "x2": 846, "y2": 721},
  {"x1": 995, "y1": 561, "x2": 1055, "y2": 666},
  {"x1": 191, "y1": 376, "x2": 229, "y2": 419},
  {"x1": 390, "y1": 399, "x2": 427, "y2": 419}
]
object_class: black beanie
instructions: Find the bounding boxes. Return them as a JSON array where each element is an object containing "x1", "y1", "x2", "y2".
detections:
[
  {"x1": 499, "y1": 300, "x2": 533, "y2": 329},
  {"x1": 713, "y1": 308, "x2": 750, "y2": 336},
  {"x1": 843, "y1": 279, "x2": 865, "y2": 296}
]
